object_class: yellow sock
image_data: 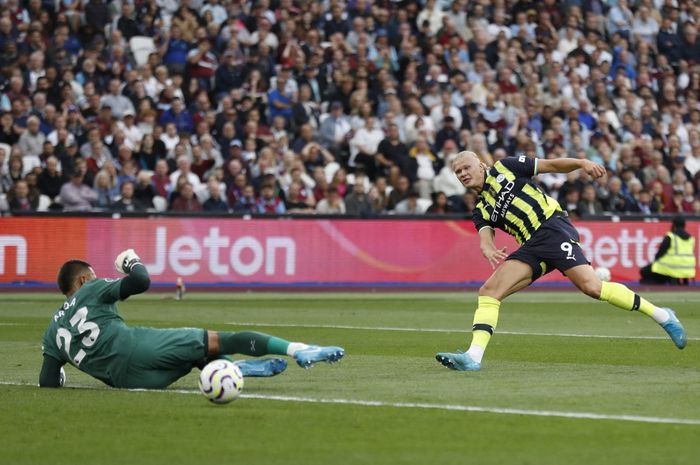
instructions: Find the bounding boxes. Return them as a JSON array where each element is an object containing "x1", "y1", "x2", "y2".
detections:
[
  {"x1": 467, "y1": 296, "x2": 501, "y2": 362},
  {"x1": 599, "y1": 281, "x2": 656, "y2": 318}
]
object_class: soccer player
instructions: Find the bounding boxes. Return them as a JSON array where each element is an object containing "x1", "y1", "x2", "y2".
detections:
[
  {"x1": 436, "y1": 151, "x2": 687, "y2": 371},
  {"x1": 39, "y1": 250, "x2": 345, "y2": 388}
]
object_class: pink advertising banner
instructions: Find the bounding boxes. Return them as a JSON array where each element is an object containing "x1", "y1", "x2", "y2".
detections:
[{"x1": 0, "y1": 217, "x2": 698, "y2": 286}]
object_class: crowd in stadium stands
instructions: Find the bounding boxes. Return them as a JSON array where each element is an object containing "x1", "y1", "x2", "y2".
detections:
[{"x1": 0, "y1": 0, "x2": 700, "y2": 217}]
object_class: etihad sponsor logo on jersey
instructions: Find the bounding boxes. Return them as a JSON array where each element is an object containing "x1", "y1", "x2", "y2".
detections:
[{"x1": 489, "y1": 180, "x2": 516, "y2": 223}]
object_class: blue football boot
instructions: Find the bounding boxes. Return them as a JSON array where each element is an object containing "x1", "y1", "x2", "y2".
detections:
[
  {"x1": 294, "y1": 345, "x2": 345, "y2": 368},
  {"x1": 660, "y1": 308, "x2": 687, "y2": 349},
  {"x1": 234, "y1": 358, "x2": 288, "y2": 377},
  {"x1": 435, "y1": 350, "x2": 481, "y2": 371}
]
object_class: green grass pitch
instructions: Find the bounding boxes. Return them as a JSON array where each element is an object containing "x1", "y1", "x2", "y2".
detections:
[{"x1": 1, "y1": 290, "x2": 699, "y2": 465}]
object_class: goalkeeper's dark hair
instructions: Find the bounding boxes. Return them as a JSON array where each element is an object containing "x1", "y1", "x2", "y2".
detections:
[{"x1": 57, "y1": 260, "x2": 92, "y2": 295}]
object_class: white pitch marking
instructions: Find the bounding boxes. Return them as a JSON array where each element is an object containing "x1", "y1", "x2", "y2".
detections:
[
  {"x1": 2, "y1": 381, "x2": 698, "y2": 426},
  {"x1": 225, "y1": 321, "x2": 699, "y2": 342}
]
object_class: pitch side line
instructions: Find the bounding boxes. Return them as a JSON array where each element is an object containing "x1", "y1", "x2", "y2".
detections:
[
  {"x1": 225, "y1": 321, "x2": 699, "y2": 341},
  {"x1": 2, "y1": 381, "x2": 698, "y2": 426}
]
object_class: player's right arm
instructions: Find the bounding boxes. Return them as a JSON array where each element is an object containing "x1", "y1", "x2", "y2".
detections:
[
  {"x1": 478, "y1": 226, "x2": 508, "y2": 269},
  {"x1": 473, "y1": 208, "x2": 508, "y2": 269},
  {"x1": 39, "y1": 355, "x2": 64, "y2": 388}
]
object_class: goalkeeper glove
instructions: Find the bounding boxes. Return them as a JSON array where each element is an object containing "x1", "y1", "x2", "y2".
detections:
[{"x1": 115, "y1": 249, "x2": 142, "y2": 274}]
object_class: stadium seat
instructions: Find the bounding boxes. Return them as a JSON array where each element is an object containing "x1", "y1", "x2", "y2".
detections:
[
  {"x1": 0, "y1": 142, "x2": 11, "y2": 164},
  {"x1": 22, "y1": 155, "x2": 41, "y2": 176},
  {"x1": 152, "y1": 195, "x2": 167, "y2": 212},
  {"x1": 415, "y1": 198, "x2": 431, "y2": 213},
  {"x1": 324, "y1": 162, "x2": 340, "y2": 183},
  {"x1": 37, "y1": 194, "x2": 51, "y2": 212},
  {"x1": 129, "y1": 36, "x2": 157, "y2": 68}
]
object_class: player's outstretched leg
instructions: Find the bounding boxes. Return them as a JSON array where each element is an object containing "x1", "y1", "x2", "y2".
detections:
[
  {"x1": 598, "y1": 282, "x2": 687, "y2": 349},
  {"x1": 216, "y1": 331, "x2": 345, "y2": 368}
]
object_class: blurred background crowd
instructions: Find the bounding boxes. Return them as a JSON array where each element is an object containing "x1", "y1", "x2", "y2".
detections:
[{"x1": 0, "y1": 0, "x2": 699, "y2": 217}]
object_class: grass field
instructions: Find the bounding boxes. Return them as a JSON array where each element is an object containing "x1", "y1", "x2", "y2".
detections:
[{"x1": 1, "y1": 290, "x2": 699, "y2": 465}]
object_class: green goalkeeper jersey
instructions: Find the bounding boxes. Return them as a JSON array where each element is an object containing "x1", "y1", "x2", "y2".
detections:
[{"x1": 42, "y1": 277, "x2": 133, "y2": 387}]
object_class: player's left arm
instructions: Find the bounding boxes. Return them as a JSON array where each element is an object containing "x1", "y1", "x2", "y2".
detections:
[
  {"x1": 115, "y1": 249, "x2": 151, "y2": 300},
  {"x1": 537, "y1": 158, "x2": 607, "y2": 178},
  {"x1": 39, "y1": 355, "x2": 64, "y2": 388}
]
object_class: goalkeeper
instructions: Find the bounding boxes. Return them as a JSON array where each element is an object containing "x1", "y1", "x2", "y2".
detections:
[
  {"x1": 39, "y1": 249, "x2": 344, "y2": 388},
  {"x1": 436, "y1": 152, "x2": 687, "y2": 372}
]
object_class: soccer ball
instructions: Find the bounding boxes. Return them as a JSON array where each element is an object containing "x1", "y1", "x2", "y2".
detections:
[
  {"x1": 198, "y1": 360, "x2": 244, "y2": 404},
  {"x1": 594, "y1": 267, "x2": 611, "y2": 282}
]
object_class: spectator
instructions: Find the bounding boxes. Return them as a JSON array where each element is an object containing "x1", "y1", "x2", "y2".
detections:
[
  {"x1": 36, "y1": 156, "x2": 66, "y2": 201},
  {"x1": 202, "y1": 179, "x2": 229, "y2": 212},
  {"x1": 169, "y1": 155, "x2": 202, "y2": 189},
  {"x1": 187, "y1": 39, "x2": 218, "y2": 91},
  {"x1": 7, "y1": 179, "x2": 39, "y2": 212},
  {"x1": 159, "y1": 97, "x2": 193, "y2": 134},
  {"x1": 233, "y1": 184, "x2": 257, "y2": 214},
  {"x1": 100, "y1": 79, "x2": 136, "y2": 120},
  {"x1": 409, "y1": 137, "x2": 438, "y2": 199},
  {"x1": 93, "y1": 169, "x2": 118, "y2": 210},
  {"x1": 170, "y1": 182, "x2": 202, "y2": 212},
  {"x1": 394, "y1": 190, "x2": 425, "y2": 215},
  {"x1": 255, "y1": 183, "x2": 286, "y2": 214},
  {"x1": 134, "y1": 171, "x2": 156, "y2": 210},
  {"x1": 161, "y1": 25, "x2": 191, "y2": 74},
  {"x1": 315, "y1": 185, "x2": 346, "y2": 214},
  {"x1": 319, "y1": 101, "x2": 351, "y2": 160},
  {"x1": 267, "y1": 72, "x2": 294, "y2": 126},
  {"x1": 284, "y1": 181, "x2": 314, "y2": 214},
  {"x1": 387, "y1": 175, "x2": 412, "y2": 211},
  {"x1": 349, "y1": 117, "x2": 384, "y2": 181},
  {"x1": 426, "y1": 191, "x2": 450, "y2": 215},
  {"x1": 59, "y1": 168, "x2": 98, "y2": 212},
  {"x1": 344, "y1": 174, "x2": 373, "y2": 216},
  {"x1": 17, "y1": 115, "x2": 44, "y2": 158},
  {"x1": 113, "y1": 181, "x2": 146, "y2": 212},
  {"x1": 577, "y1": 184, "x2": 605, "y2": 217},
  {"x1": 377, "y1": 123, "x2": 412, "y2": 180}
]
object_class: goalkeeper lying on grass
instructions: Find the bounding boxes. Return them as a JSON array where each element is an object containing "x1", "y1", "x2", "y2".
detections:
[{"x1": 39, "y1": 249, "x2": 344, "y2": 388}]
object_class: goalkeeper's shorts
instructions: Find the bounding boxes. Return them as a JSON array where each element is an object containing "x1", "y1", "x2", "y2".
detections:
[{"x1": 117, "y1": 327, "x2": 208, "y2": 389}]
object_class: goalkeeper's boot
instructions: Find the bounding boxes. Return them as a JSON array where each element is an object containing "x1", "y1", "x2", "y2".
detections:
[
  {"x1": 436, "y1": 351, "x2": 481, "y2": 371},
  {"x1": 234, "y1": 358, "x2": 288, "y2": 377},
  {"x1": 294, "y1": 345, "x2": 345, "y2": 368},
  {"x1": 659, "y1": 308, "x2": 687, "y2": 349}
]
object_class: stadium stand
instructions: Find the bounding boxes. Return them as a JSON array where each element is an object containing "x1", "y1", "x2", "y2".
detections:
[{"x1": 0, "y1": 0, "x2": 699, "y2": 218}]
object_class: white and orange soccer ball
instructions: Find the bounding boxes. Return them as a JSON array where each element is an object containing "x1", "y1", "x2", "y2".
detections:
[{"x1": 198, "y1": 360, "x2": 244, "y2": 404}]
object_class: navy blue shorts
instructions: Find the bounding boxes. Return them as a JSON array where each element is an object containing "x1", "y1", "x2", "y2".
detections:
[{"x1": 506, "y1": 214, "x2": 590, "y2": 281}]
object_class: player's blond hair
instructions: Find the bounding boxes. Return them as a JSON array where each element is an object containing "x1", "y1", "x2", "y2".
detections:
[{"x1": 451, "y1": 151, "x2": 490, "y2": 172}]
